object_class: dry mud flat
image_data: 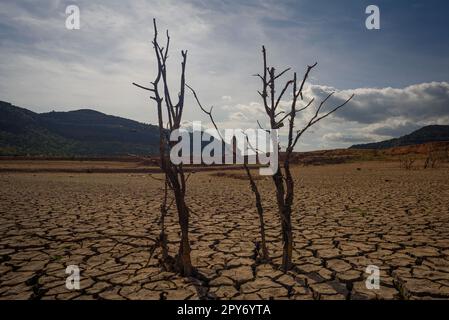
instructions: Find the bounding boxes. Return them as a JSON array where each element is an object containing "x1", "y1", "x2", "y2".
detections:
[{"x1": 0, "y1": 161, "x2": 449, "y2": 300}]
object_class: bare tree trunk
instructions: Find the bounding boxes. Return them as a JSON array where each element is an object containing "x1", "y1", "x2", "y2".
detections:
[
  {"x1": 173, "y1": 187, "x2": 192, "y2": 275},
  {"x1": 282, "y1": 158, "x2": 295, "y2": 270},
  {"x1": 244, "y1": 165, "x2": 269, "y2": 261},
  {"x1": 272, "y1": 166, "x2": 293, "y2": 270},
  {"x1": 280, "y1": 206, "x2": 293, "y2": 270},
  {"x1": 159, "y1": 177, "x2": 169, "y2": 262},
  {"x1": 424, "y1": 156, "x2": 430, "y2": 169}
]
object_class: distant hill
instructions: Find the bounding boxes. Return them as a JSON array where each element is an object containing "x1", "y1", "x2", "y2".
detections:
[
  {"x1": 0, "y1": 101, "x2": 227, "y2": 158},
  {"x1": 349, "y1": 125, "x2": 449, "y2": 150},
  {"x1": 0, "y1": 101, "x2": 160, "y2": 156}
]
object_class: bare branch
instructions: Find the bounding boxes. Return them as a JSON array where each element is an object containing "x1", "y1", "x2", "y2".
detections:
[
  {"x1": 292, "y1": 93, "x2": 354, "y2": 149},
  {"x1": 253, "y1": 74, "x2": 264, "y2": 82},
  {"x1": 275, "y1": 110, "x2": 285, "y2": 117},
  {"x1": 274, "y1": 80, "x2": 294, "y2": 111},
  {"x1": 242, "y1": 131, "x2": 262, "y2": 154},
  {"x1": 274, "y1": 67, "x2": 291, "y2": 80},
  {"x1": 132, "y1": 82, "x2": 155, "y2": 92},
  {"x1": 310, "y1": 93, "x2": 354, "y2": 126},
  {"x1": 294, "y1": 97, "x2": 315, "y2": 113},
  {"x1": 257, "y1": 120, "x2": 270, "y2": 133},
  {"x1": 186, "y1": 84, "x2": 211, "y2": 114},
  {"x1": 148, "y1": 174, "x2": 165, "y2": 182},
  {"x1": 164, "y1": 30, "x2": 170, "y2": 61},
  {"x1": 260, "y1": 46, "x2": 270, "y2": 114},
  {"x1": 177, "y1": 50, "x2": 188, "y2": 115},
  {"x1": 186, "y1": 84, "x2": 225, "y2": 143},
  {"x1": 277, "y1": 98, "x2": 316, "y2": 127},
  {"x1": 297, "y1": 62, "x2": 317, "y2": 99}
]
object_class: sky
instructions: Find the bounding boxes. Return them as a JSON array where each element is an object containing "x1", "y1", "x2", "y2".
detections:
[{"x1": 0, "y1": 0, "x2": 449, "y2": 151}]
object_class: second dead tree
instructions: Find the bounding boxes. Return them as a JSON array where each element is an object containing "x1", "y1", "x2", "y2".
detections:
[
  {"x1": 188, "y1": 46, "x2": 353, "y2": 271},
  {"x1": 254, "y1": 46, "x2": 354, "y2": 271}
]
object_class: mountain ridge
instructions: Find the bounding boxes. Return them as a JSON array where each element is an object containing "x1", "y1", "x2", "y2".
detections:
[
  {"x1": 2, "y1": 100, "x2": 448, "y2": 156},
  {"x1": 0, "y1": 101, "x2": 160, "y2": 156},
  {"x1": 0, "y1": 101, "x2": 226, "y2": 157},
  {"x1": 349, "y1": 125, "x2": 449, "y2": 150}
]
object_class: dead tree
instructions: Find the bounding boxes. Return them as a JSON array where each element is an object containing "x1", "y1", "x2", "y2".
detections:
[
  {"x1": 254, "y1": 46, "x2": 354, "y2": 271},
  {"x1": 187, "y1": 85, "x2": 270, "y2": 262},
  {"x1": 424, "y1": 144, "x2": 446, "y2": 169},
  {"x1": 401, "y1": 155, "x2": 416, "y2": 170},
  {"x1": 188, "y1": 46, "x2": 353, "y2": 270},
  {"x1": 133, "y1": 19, "x2": 193, "y2": 276}
]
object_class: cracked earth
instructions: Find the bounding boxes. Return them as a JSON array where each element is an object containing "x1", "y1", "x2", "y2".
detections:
[{"x1": 1, "y1": 161, "x2": 449, "y2": 300}]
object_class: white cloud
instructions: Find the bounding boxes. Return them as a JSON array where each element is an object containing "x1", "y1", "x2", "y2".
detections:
[
  {"x1": 308, "y1": 82, "x2": 449, "y2": 125},
  {"x1": 208, "y1": 81, "x2": 449, "y2": 150}
]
